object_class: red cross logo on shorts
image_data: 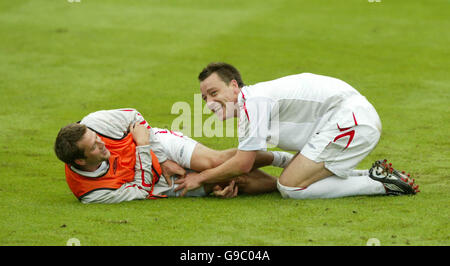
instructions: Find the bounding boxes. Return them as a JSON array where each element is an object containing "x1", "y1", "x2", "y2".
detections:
[{"x1": 334, "y1": 112, "x2": 358, "y2": 150}]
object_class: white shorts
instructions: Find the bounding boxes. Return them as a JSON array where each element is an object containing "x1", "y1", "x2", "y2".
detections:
[
  {"x1": 152, "y1": 127, "x2": 198, "y2": 169},
  {"x1": 300, "y1": 96, "x2": 382, "y2": 178},
  {"x1": 150, "y1": 128, "x2": 206, "y2": 197}
]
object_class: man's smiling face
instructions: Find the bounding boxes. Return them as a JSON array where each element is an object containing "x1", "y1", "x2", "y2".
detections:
[{"x1": 200, "y1": 72, "x2": 240, "y2": 121}]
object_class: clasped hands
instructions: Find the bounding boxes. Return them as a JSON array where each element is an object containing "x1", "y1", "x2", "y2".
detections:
[{"x1": 162, "y1": 163, "x2": 238, "y2": 199}]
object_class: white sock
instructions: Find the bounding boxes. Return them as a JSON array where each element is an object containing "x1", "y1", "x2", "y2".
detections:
[
  {"x1": 349, "y1": 169, "x2": 369, "y2": 176},
  {"x1": 271, "y1": 151, "x2": 294, "y2": 168},
  {"x1": 277, "y1": 175, "x2": 386, "y2": 199}
]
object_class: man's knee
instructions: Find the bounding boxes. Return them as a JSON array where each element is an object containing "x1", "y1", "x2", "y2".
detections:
[
  {"x1": 278, "y1": 154, "x2": 332, "y2": 188},
  {"x1": 277, "y1": 179, "x2": 313, "y2": 199}
]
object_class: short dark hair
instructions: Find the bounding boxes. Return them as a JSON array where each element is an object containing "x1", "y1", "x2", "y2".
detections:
[
  {"x1": 54, "y1": 123, "x2": 87, "y2": 166},
  {"x1": 198, "y1": 62, "x2": 244, "y2": 88}
]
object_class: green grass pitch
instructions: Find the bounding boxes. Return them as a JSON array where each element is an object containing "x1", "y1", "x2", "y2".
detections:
[{"x1": 0, "y1": 0, "x2": 449, "y2": 246}]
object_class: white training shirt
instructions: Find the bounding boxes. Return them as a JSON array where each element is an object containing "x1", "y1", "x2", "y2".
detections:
[{"x1": 237, "y1": 73, "x2": 361, "y2": 152}]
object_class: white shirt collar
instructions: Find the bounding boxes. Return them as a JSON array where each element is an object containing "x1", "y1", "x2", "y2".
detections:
[{"x1": 70, "y1": 161, "x2": 109, "y2": 178}]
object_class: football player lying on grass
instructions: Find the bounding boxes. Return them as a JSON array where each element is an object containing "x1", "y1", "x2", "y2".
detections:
[{"x1": 54, "y1": 108, "x2": 293, "y2": 203}]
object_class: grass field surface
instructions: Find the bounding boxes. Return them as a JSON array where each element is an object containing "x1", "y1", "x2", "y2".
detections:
[{"x1": 0, "y1": 0, "x2": 449, "y2": 246}]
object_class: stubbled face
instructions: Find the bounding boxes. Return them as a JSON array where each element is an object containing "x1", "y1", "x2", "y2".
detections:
[
  {"x1": 76, "y1": 128, "x2": 110, "y2": 167},
  {"x1": 200, "y1": 72, "x2": 240, "y2": 121}
]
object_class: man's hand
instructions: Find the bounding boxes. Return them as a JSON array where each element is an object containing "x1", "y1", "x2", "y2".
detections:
[
  {"x1": 130, "y1": 122, "x2": 150, "y2": 146},
  {"x1": 160, "y1": 160, "x2": 186, "y2": 187},
  {"x1": 174, "y1": 172, "x2": 203, "y2": 197},
  {"x1": 212, "y1": 180, "x2": 239, "y2": 198}
]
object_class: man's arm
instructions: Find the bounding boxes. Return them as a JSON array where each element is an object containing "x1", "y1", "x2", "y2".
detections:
[
  {"x1": 175, "y1": 150, "x2": 257, "y2": 196},
  {"x1": 199, "y1": 150, "x2": 256, "y2": 183},
  {"x1": 131, "y1": 122, "x2": 163, "y2": 197},
  {"x1": 80, "y1": 186, "x2": 149, "y2": 204},
  {"x1": 80, "y1": 108, "x2": 168, "y2": 163},
  {"x1": 80, "y1": 108, "x2": 147, "y2": 138}
]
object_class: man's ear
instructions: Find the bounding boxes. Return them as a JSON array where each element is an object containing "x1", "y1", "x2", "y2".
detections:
[
  {"x1": 74, "y1": 158, "x2": 86, "y2": 166},
  {"x1": 230, "y1": 79, "x2": 239, "y2": 89}
]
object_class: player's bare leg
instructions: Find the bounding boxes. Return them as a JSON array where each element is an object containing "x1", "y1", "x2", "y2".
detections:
[
  {"x1": 202, "y1": 169, "x2": 277, "y2": 196},
  {"x1": 234, "y1": 169, "x2": 277, "y2": 195},
  {"x1": 278, "y1": 153, "x2": 333, "y2": 188},
  {"x1": 189, "y1": 143, "x2": 277, "y2": 171},
  {"x1": 189, "y1": 143, "x2": 235, "y2": 171}
]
